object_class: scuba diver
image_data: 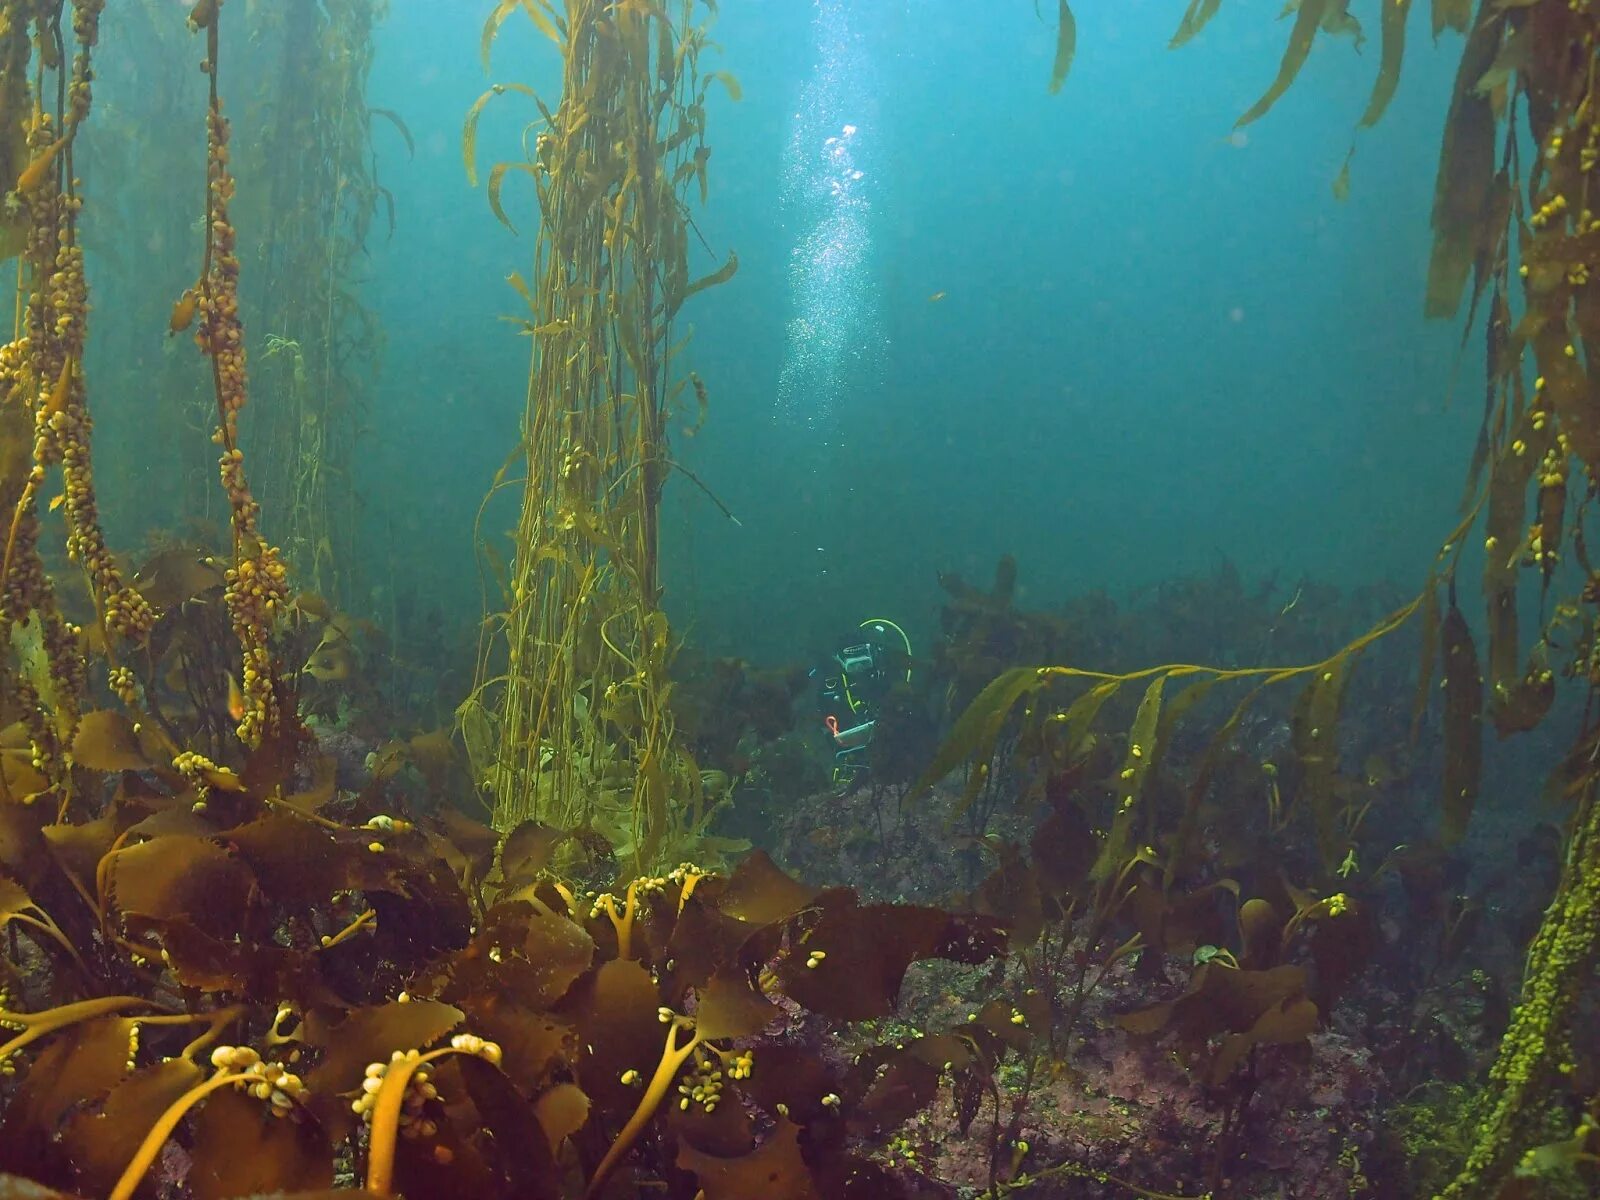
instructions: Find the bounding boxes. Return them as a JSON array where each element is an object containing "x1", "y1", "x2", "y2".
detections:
[{"x1": 811, "y1": 618, "x2": 913, "y2": 789}]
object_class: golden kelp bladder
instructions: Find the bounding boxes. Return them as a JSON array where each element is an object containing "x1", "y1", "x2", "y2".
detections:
[{"x1": 461, "y1": 0, "x2": 738, "y2": 868}]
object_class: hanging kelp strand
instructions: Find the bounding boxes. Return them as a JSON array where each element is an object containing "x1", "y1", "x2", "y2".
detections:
[
  {"x1": 463, "y1": 0, "x2": 738, "y2": 870},
  {"x1": 189, "y1": 2, "x2": 292, "y2": 750}
]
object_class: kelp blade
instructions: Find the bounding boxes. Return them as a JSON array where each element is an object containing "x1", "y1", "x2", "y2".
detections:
[
  {"x1": 1236, "y1": 0, "x2": 1331, "y2": 128},
  {"x1": 1360, "y1": 0, "x2": 1413, "y2": 128},
  {"x1": 905, "y1": 667, "x2": 1047, "y2": 805},
  {"x1": 1048, "y1": 1, "x2": 1077, "y2": 94},
  {"x1": 1169, "y1": 0, "x2": 1222, "y2": 50}
]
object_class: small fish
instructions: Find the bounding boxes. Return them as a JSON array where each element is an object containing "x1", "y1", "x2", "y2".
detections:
[
  {"x1": 928, "y1": 291, "x2": 947, "y2": 303},
  {"x1": 227, "y1": 674, "x2": 246, "y2": 723}
]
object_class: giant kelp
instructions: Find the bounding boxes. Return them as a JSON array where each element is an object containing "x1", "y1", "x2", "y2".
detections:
[
  {"x1": 459, "y1": 0, "x2": 738, "y2": 869},
  {"x1": 230, "y1": 0, "x2": 390, "y2": 614}
]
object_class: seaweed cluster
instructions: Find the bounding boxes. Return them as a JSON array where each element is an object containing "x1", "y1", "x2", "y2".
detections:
[
  {"x1": 0, "y1": 747, "x2": 1012, "y2": 1198},
  {"x1": 459, "y1": 0, "x2": 738, "y2": 871}
]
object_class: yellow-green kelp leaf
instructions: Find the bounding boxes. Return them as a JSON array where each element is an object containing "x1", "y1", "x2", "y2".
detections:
[
  {"x1": 709, "y1": 70, "x2": 743, "y2": 102},
  {"x1": 1091, "y1": 674, "x2": 1165, "y2": 882},
  {"x1": 1048, "y1": 1, "x2": 1077, "y2": 94},
  {"x1": 905, "y1": 667, "x2": 1048, "y2": 805},
  {"x1": 1439, "y1": 600, "x2": 1481, "y2": 845},
  {"x1": 1169, "y1": 0, "x2": 1222, "y2": 50},
  {"x1": 1332, "y1": 149, "x2": 1352, "y2": 201},
  {"x1": 488, "y1": 161, "x2": 539, "y2": 234},
  {"x1": 464, "y1": 82, "x2": 538, "y2": 187},
  {"x1": 1236, "y1": 0, "x2": 1331, "y2": 128},
  {"x1": 482, "y1": 0, "x2": 565, "y2": 73},
  {"x1": 670, "y1": 250, "x2": 739, "y2": 317},
  {"x1": 1291, "y1": 654, "x2": 1351, "y2": 876},
  {"x1": 1360, "y1": 0, "x2": 1412, "y2": 128}
]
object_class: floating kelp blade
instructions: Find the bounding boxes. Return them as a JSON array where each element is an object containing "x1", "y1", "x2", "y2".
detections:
[
  {"x1": 1360, "y1": 0, "x2": 1412, "y2": 128},
  {"x1": 1236, "y1": 0, "x2": 1331, "y2": 128},
  {"x1": 1169, "y1": 0, "x2": 1223, "y2": 50},
  {"x1": 1423, "y1": 8, "x2": 1499, "y2": 317},
  {"x1": 1048, "y1": 1, "x2": 1077, "y2": 93}
]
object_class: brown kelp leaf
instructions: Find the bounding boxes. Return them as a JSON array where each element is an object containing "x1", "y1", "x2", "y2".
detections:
[
  {"x1": 42, "y1": 813, "x2": 122, "y2": 897},
  {"x1": 1236, "y1": 0, "x2": 1331, "y2": 128},
  {"x1": 71, "y1": 710, "x2": 151, "y2": 772},
  {"x1": 1308, "y1": 894, "x2": 1375, "y2": 1011},
  {"x1": 569, "y1": 959, "x2": 667, "y2": 1114},
  {"x1": 225, "y1": 814, "x2": 402, "y2": 906},
  {"x1": 129, "y1": 916, "x2": 316, "y2": 1000},
  {"x1": 1, "y1": 1015, "x2": 141, "y2": 1142},
  {"x1": 974, "y1": 842, "x2": 1045, "y2": 944},
  {"x1": 532, "y1": 1082, "x2": 590, "y2": 1155},
  {"x1": 1332, "y1": 152, "x2": 1352, "y2": 202},
  {"x1": 776, "y1": 898, "x2": 1004, "y2": 1022},
  {"x1": 188, "y1": 1086, "x2": 332, "y2": 1200},
  {"x1": 716, "y1": 850, "x2": 818, "y2": 926},
  {"x1": 0, "y1": 873, "x2": 34, "y2": 926},
  {"x1": 1047, "y1": 1, "x2": 1077, "y2": 95},
  {"x1": 738, "y1": 1044, "x2": 841, "y2": 1126},
  {"x1": 665, "y1": 885, "x2": 771, "y2": 988},
  {"x1": 1424, "y1": 8, "x2": 1499, "y2": 317},
  {"x1": 1057, "y1": 679, "x2": 1119, "y2": 758},
  {"x1": 452, "y1": 996, "x2": 574, "y2": 1088},
  {"x1": 131, "y1": 547, "x2": 226, "y2": 610},
  {"x1": 453, "y1": 1053, "x2": 559, "y2": 1199},
  {"x1": 677, "y1": 1116, "x2": 821, "y2": 1200},
  {"x1": 694, "y1": 970, "x2": 780, "y2": 1040},
  {"x1": 1361, "y1": 0, "x2": 1412, "y2": 127},
  {"x1": 1030, "y1": 793, "x2": 1095, "y2": 899},
  {"x1": 105, "y1": 834, "x2": 253, "y2": 937},
  {"x1": 303, "y1": 999, "x2": 464, "y2": 1114},
  {"x1": 443, "y1": 902, "x2": 595, "y2": 1009},
  {"x1": 62, "y1": 1058, "x2": 205, "y2": 1196},
  {"x1": 667, "y1": 1074, "x2": 757, "y2": 1159},
  {"x1": 1169, "y1": 0, "x2": 1222, "y2": 50},
  {"x1": 1118, "y1": 962, "x2": 1308, "y2": 1046},
  {"x1": 433, "y1": 806, "x2": 499, "y2": 878},
  {"x1": 499, "y1": 820, "x2": 566, "y2": 887},
  {"x1": 1238, "y1": 897, "x2": 1282, "y2": 969},
  {"x1": 1440, "y1": 600, "x2": 1482, "y2": 844},
  {"x1": 1092, "y1": 673, "x2": 1165, "y2": 881},
  {"x1": 1209, "y1": 995, "x2": 1319, "y2": 1084},
  {"x1": 905, "y1": 666, "x2": 1047, "y2": 805}
]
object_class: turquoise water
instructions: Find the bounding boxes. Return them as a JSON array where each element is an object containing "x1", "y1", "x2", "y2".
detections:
[{"x1": 88, "y1": 1, "x2": 1479, "y2": 672}]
